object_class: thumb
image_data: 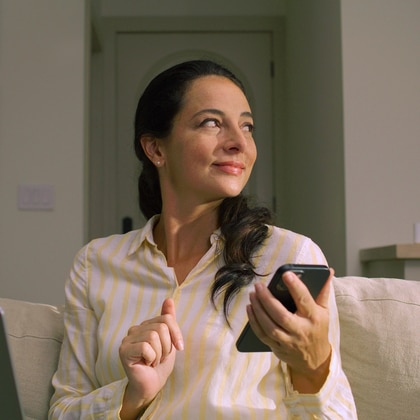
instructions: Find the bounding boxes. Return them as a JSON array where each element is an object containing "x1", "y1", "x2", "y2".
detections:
[{"x1": 316, "y1": 267, "x2": 334, "y2": 308}]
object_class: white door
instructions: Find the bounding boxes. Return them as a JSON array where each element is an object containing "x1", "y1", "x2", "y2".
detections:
[{"x1": 115, "y1": 32, "x2": 274, "y2": 231}]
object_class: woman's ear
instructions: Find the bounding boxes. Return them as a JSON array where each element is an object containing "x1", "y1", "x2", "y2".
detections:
[{"x1": 140, "y1": 135, "x2": 165, "y2": 167}]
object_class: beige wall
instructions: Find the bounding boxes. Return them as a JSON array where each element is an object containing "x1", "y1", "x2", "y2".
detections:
[
  {"x1": 0, "y1": 0, "x2": 88, "y2": 304},
  {"x1": 341, "y1": 0, "x2": 420, "y2": 275},
  {"x1": 284, "y1": 0, "x2": 346, "y2": 274},
  {"x1": 1, "y1": 0, "x2": 419, "y2": 305},
  {"x1": 99, "y1": 0, "x2": 285, "y2": 16},
  {"x1": 285, "y1": 0, "x2": 420, "y2": 276}
]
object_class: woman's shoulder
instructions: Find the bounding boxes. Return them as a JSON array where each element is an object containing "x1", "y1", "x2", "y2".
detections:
[
  {"x1": 71, "y1": 230, "x2": 140, "y2": 265},
  {"x1": 88, "y1": 229, "x2": 141, "y2": 248},
  {"x1": 267, "y1": 224, "x2": 311, "y2": 242},
  {"x1": 263, "y1": 225, "x2": 327, "y2": 265},
  {"x1": 77, "y1": 218, "x2": 156, "y2": 261}
]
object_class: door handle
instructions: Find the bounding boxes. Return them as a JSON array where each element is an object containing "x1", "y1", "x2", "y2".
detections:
[{"x1": 122, "y1": 216, "x2": 133, "y2": 234}]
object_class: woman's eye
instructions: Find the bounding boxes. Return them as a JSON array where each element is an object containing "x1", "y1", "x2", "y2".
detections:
[
  {"x1": 243, "y1": 123, "x2": 255, "y2": 133},
  {"x1": 200, "y1": 118, "x2": 219, "y2": 128}
]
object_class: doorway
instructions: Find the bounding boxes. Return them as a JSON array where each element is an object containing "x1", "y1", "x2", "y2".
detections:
[{"x1": 89, "y1": 18, "x2": 285, "y2": 238}]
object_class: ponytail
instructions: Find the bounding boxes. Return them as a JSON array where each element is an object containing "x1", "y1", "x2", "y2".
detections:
[{"x1": 212, "y1": 195, "x2": 272, "y2": 322}]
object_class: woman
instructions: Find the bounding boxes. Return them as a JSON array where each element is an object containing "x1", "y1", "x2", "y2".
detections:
[{"x1": 49, "y1": 60, "x2": 357, "y2": 419}]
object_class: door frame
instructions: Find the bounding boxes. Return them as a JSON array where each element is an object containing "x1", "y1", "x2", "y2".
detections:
[{"x1": 89, "y1": 16, "x2": 285, "y2": 239}]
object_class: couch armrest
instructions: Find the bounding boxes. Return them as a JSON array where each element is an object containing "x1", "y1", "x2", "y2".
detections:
[
  {"x1": 334, "y1": 276, "x2": 420, "y2": 420},
  {"x1": 0, "y1": 298, "x2": 64, "y2": 420}
]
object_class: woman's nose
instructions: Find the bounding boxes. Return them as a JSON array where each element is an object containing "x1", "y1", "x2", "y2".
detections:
[{"x1": 223, "y1": 125, "x2": 247, "y2": 152}]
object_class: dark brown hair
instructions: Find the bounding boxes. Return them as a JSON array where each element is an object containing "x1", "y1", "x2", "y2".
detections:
[{"x1": 134, "y1": 60, "x2": 272, "y2": 320}]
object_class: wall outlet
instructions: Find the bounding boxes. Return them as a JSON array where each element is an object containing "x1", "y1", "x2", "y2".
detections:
[{"x1": 18, "y1": 184, "x2": 55, "y2": 210}]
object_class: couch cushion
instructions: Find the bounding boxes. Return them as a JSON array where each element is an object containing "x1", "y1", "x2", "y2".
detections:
[
  {"x1": 334, "y1": 276, "x2": 420, "y2": 420},
  {"x1": 0, "y1": 298, "x2": 63, "y2": 420}
]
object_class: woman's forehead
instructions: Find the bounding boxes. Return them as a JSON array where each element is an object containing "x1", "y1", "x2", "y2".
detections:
[{"x1": 182, "y1": 75, "x2": 251, "y2": 112}]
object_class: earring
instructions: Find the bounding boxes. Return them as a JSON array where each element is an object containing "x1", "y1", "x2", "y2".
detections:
[{"x1": 155, "y1": 160, "x2": 161, "y2": 167}]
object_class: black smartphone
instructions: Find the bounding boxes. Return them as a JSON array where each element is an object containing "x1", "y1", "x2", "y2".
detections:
[{"x1": 236, "y1": 264, "x2": 330, "y2": 352}]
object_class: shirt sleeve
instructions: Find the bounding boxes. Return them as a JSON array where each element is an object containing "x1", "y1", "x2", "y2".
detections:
[
  {"x1": 281, "y1": 238, "x2": 358, "y2": 419},
  {"x1": 49, "y1": 245, "x2": 127, "y2": 419}
]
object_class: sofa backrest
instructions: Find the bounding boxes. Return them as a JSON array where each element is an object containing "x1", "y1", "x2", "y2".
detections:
[
  {"x1": 1, "y1": 276, "x2": 419, "y2": 420},
  {"x1": 334, "y1": 276, "x2": 420, "y2": 420}
]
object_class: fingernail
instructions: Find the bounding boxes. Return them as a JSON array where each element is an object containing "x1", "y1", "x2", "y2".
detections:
[
  {"x1": 177, "y1": 340, "x2": 184, "y2": 351},
  {"x1": 249, "y1": 291, "x2": 256, "y2": 303},
  {"x1": 283, "y1": 272, "x2": 294, "y2": 283},
  {"x1": 254, "y1": 282, "x2": 263, "y2": 292}
]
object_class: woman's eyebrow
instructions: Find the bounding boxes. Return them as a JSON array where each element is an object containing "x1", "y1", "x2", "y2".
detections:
[
  {"x1": 192, "y1": 109, "x2": 224, "y2": 118},
  {"x1": 241, "y1": 111, "x2": 253, "y2": 119},
  {"x1": 192, "y1": 109, "x2": 253, "y2": 119}
]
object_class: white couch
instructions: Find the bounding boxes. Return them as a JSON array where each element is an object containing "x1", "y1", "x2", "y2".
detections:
[{"x1": 1, "y1": 276, "x2": 419, "y2": 420}]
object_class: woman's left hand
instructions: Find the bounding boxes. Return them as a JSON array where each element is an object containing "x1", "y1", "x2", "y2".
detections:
[{"x1": 247, "y1": 268, "x2": 334, "y2": 393}]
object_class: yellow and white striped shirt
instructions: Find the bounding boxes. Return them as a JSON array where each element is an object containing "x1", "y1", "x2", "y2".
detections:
[{"x1": 49, "y1": 216, "x2": 357, "y2": 419}]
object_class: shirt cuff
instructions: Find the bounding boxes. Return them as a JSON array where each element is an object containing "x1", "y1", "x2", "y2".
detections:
[{"x1": 281, "y1": 347, "x2": 340, "y2": 411}]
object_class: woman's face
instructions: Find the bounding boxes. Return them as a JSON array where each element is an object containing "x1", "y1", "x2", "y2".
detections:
[{"x1": 157, "y1": 75, "x2": 257, "y2": 207}]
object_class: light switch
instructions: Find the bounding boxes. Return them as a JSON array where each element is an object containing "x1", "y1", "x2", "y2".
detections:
[{"x1": 18, "y1": 184, "x2": 55, "y2": 210}]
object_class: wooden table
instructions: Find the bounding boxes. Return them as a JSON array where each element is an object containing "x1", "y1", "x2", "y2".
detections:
[{"x1": 360, "y1": 243, "x2": 420, "y2": 281}]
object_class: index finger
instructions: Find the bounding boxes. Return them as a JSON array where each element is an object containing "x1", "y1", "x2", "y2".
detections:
[
  {"x1": 160, "y1": 298, "x2": 184, "y2": 351},
  {"x1": 315, "y1": 268, "x2": 334, "y2": 308},
  {"x1": 282, "y1": 270, "x2": 328, "y2": 317}
]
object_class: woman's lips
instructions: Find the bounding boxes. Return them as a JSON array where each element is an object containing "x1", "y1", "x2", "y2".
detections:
[{"x1": 214, "y1": 161, "x2": 245, "y2": 175}]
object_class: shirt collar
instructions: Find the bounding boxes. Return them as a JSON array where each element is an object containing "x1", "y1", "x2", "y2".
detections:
[
  {"x1": 127, "y1": 215, "x2": 160, "y2": 256},
  {"x1": 127, "y1": 214, "x2": 223, "y2": 256}
]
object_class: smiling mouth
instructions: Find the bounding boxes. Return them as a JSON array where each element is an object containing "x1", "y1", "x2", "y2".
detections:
[{"x1": 214, "y1": 161, "x2": 245, "y2": 175}]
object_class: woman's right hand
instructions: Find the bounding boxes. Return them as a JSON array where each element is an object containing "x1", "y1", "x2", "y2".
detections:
[{"x1": 119, "y1": 298, "x2": 184, "y2": 419}]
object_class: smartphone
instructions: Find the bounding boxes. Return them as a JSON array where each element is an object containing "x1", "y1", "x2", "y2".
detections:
[{"x1": 236, "y1": 264, "x2": 330, "y2": 352}]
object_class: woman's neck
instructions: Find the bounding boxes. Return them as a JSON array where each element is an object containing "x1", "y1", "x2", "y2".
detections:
[{"x1": 153, "y1": 203, "x2": 220, "y2": 284}]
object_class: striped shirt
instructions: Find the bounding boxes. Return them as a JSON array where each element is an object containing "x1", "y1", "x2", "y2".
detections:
[{"x1": 49, "y1": 216, "x2": 357, "y2": 419}]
